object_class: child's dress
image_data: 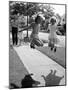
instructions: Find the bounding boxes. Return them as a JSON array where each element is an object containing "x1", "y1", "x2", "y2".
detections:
[{"x1": 48, "y1": 24, "x2": 59, "y2": 45}]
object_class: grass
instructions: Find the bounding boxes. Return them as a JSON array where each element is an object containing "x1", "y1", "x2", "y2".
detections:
[
  {"x1": 9, "y1": 47, "x2": 29, "y2": 88},
  {"x1": 36, "y1": 46, "x2": 66, "y2": 68}
]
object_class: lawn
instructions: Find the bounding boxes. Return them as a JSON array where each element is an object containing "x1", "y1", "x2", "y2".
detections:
[
  {"x1": 36, "y1": 46, "x2": 66, "y2": 68},
  {"x1": 9, "y1": 47, "x2": 29, "y2": 88}
]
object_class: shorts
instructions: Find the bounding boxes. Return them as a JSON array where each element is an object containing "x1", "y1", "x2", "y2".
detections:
[{"x1": 30, "y1": 38, "x2": 43, "y2": 47}]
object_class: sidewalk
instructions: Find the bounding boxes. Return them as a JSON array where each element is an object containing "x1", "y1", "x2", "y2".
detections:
[{"x1": 14, "y1": 45, "x2": 65, "y2": 86}]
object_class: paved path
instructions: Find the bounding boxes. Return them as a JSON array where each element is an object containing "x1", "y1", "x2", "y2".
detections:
[{"x1": 14, "y1": 45, "x2": 65, "y2": 86}]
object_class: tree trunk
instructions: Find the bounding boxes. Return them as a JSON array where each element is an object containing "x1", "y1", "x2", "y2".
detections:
[
  {"x1": 26, "y1": 3, "x2": 28, "y2": 38},
  {"x1": 26, "y1": 15, "x2": 28, "y2": 37}
]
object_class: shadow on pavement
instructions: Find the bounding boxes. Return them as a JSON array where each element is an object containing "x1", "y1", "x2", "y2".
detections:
[
  {"x1": 10, "y1": 73, "x2": 40, "y2": 89},
  {"x1": 41, "y1": 70, "x2": 64, "y2": 86}
]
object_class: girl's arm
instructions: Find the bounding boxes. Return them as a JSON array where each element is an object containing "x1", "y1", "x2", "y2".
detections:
[
  {"x1": 46, "y1": 24, "x2": 50, "y2": 32},
  {"x1": 56, "y1": 25, "x2": 62, "y2": 35},
  {"x1": 56, "y1": 25, "x2": 63, "y2": 30},
  {"x1": 56, "y1": 30, "x2": 62, "y2": 35},
  {"x1": 18, "y1": 24, "x2": 32, "y2": 32}
]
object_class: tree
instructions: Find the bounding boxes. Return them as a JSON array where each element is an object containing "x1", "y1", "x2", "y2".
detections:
[
  {"x1": 9, "y1": 2, "x2": 55, "y2": 37},
  {"x1": 9, "y1": 2, "x2": 41, "y2": 38},
  {"x1": 38, "y1": 4, "x2": 54, "y2": 19}
]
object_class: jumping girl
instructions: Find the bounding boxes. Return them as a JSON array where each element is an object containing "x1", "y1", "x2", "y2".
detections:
[
  {"x1": 48, "y1": 17, "x2": 59, "y2": 52},
  {"x1": 21, "y1": 15, "x2": 44, "y2": 49}
]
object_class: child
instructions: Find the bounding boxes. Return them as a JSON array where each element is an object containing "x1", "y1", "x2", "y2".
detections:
[
  {"x1": 48, "y1": 17, "x2": 59, "y2": 52},
  {"x1": 18, "y1": 31, "x2": 23, "y2": 45},
  {"x1": 20, "y1": 15, "x2": 44, "y2": 49},
  {"x1": 11, "y1": 17, "x2": 18, "y2": 46}
]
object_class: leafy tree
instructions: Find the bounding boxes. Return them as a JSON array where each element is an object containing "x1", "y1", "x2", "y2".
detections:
[
  {"x1": 38, "y1": 4, "x2": 54, "y2": 19},
  {"x1": 9, "y1": 2, "x2": 55, "y2": 37}
]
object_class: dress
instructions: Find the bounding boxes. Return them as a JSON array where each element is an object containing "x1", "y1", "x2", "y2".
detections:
[{"x1": 48, "y1": 24, "x2": 59, "y2": 44}]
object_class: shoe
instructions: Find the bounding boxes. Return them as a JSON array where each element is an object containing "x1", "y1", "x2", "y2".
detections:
[
  {"x1": 30, "y1": 44, "x2": 35, "y2": 49},
  {"x1": 51, "y1": 47, "x2": 53, "y2": 51},
  {"x1": 54, "y1": 48, "x2": 56, "y2": 52}
]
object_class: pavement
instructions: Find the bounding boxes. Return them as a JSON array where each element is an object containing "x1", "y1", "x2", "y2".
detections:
[{"x1": 13, "y1": 44, "x2": 66, "y2": 87}]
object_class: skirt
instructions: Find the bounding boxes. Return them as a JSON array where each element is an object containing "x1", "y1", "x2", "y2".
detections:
[{"x1": 48, "y1": 34, "x2": 59, "y2": 44}]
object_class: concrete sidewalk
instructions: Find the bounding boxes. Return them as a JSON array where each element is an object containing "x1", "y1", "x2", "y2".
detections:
[{"x1": 14, "y1": 45, "x2": 65, "y2": 86}]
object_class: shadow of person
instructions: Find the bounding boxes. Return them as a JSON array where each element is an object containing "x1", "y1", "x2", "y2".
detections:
[
  {"x1": 41, "y1": 70, "x2": 64, "y2": 87},
  {"x1": 10, "y1": 73, "x2": 40, "y2": 89}
]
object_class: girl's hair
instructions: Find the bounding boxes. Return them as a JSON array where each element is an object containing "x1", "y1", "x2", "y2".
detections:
[
  {"x1": 50, "y1": 17, "x2": 56, "y2": 25},
  {"x1": 35, "y1": 15, "x2": 42, "y2": 24}
]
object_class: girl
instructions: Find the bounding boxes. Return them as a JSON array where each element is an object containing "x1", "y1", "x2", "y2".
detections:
[
  {"x1": 20, "y1": 15, "x2": 44, "y2": 49},
  {"x1": 11, "y1": 16, "x2": 18, "y2": 46},
  {"x1": 48, "y1": 17, "x2": 59, "y2": 52}
]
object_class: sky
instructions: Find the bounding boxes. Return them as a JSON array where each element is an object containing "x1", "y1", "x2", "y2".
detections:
[
  {"x1": 39, "y1": 4, "x2": 65, "y2": 16},
  {"x1": 51, "y1": 4, "x2": 65, "y2": 16}
]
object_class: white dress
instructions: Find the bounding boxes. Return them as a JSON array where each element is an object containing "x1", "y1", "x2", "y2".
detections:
[{"x1": 48, "y1": 24, "x2": 59, "y2": 44}]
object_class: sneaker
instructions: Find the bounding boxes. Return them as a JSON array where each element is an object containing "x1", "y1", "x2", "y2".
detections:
[
  {"x1": 51, "y1": 47, "x2": 53, "y2": 51},
  {"x1": 30, "y1": 44, "x2": 35, "y2": 49},
  {"x1": 54, "y1": 47, "x2": 56, "y2": 52}
]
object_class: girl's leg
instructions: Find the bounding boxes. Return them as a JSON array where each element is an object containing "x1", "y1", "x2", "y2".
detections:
[
  {"x1": 30, "y1": 38, "x2": 43, "y2": 48},
  {"x1": 54, "y1": 45, "x2": 57, "y2": 52},
  {"x1": 53, "y1": 39, "x2": 57, "y2": 52},
  {"x1": 14, "y1": 33, "x2": 16, "y2": 44},
  {"x1": 30, "y1": 39, "x2": 35, "y2": 49},
  {"x1": 12, "y1": 30, "x2": 15, "y2": 45},
  {"x1": 16, "y1": 33, "x2": 18, "y2": 45},
  {"x1": 15, "y1": 29, "x2": 18, "y2": 45},
  {"x1": 48, "y1": 40, "x2": 54, "y2": 51},
  {"x1": 33, "y1": 38, "x2": 43, "y2": 47},
  {"x1": 30, "y1": 43, "x2": 35, "y2": 49},
  {"x1": 50, "y1": 42, "x2": 54, "y2": 51},
  {"x1": 48, "y1": 41, "x2": 51, "y2": 47},
  {"x1": 51, "y1": 43, "x2": 54, "y2": 51},
  {"x1": 12, "y1": 33, "x2": 15, "y2": 45}
]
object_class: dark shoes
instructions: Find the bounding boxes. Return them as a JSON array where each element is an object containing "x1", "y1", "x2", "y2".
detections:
[
  {"x1": 54, "y1": 47, "x2": 56, "y2": 52},
  {"x1": 30, "y1": 43, "x2": 35, "y2": 49},
  {"x1": 51, "y1": 47, "x2": 53, "y2": 51},
  {"x1": 50, "y1": 47, "x2": 57, "y2": 52}
]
